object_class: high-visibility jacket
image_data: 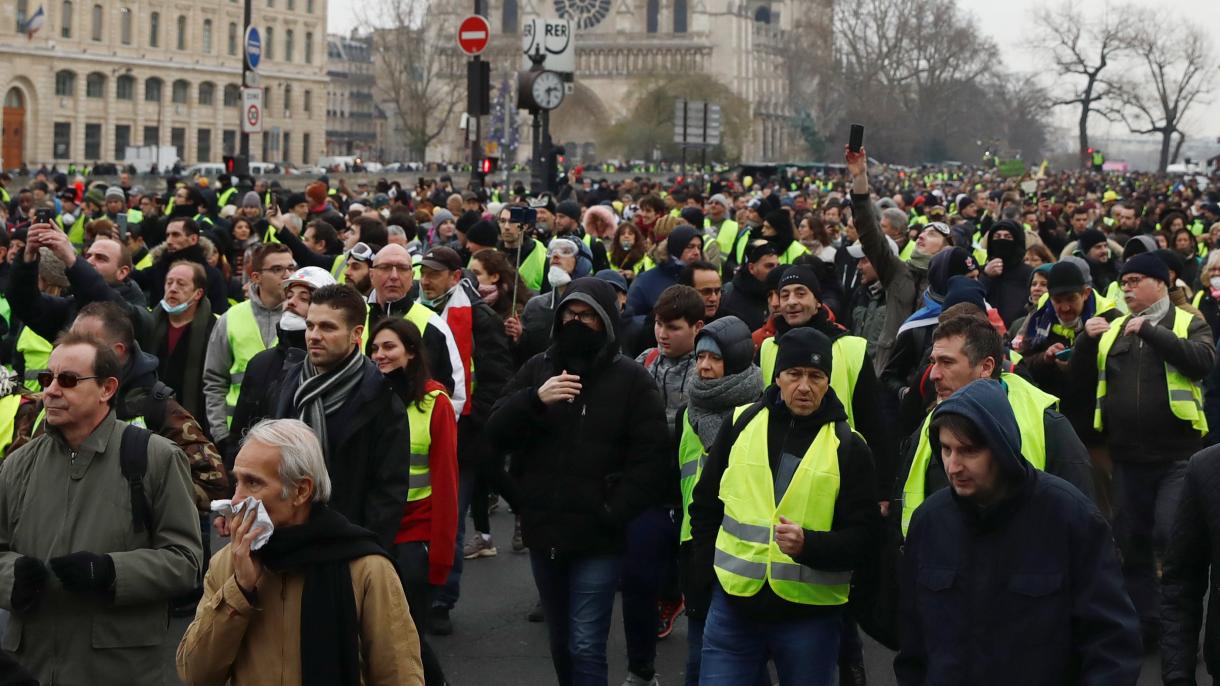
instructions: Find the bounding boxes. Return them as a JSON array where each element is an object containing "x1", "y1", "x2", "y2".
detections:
[
  {"x1": 713, "y1": 406, "x2": 851, "y2": 606},
  {"x1": 134, "y1": 251, "x2": 154, "y2": 271},
  {"x1": 759, "y1": 333, "x2": 867, "y2": 428},
  {"x1": 218, "y1": 187, "x2": 237, "y2": 208},
  {"x1": 677, "y1": 411, "x2": 705, "y2": 544},
  {"x1": 16, "y1": 327, "x2": 52, "y2": 393},
  {"x1": 361, "y1": 300, "x2": 433, "y2": 350},
  {"x1": 516, "y1": 241, "x2": 547, "y2": 292},
  {"x1": 224, "y1": 301, "x2": 275, "y2": 427},
  {"x1": 0, "y1": 394, "x2": 22, "y2": 455},
  {"x1": 899, "y1": 240, "x2": 916, "y2": 262},
  {"x1": 405, "y1": 387, "x2": 444, "y2": 502},
  {"x1": 900, "y1": 372, "x2": 1057, "y2": 535},
  {"x1": 331, "y1": 253, "x2": 348, "y2": 283},
  {"x1": 63, "y1": 214, "x2": 87, "y2": 250},
  {"x1": 712, "y1": 219, "x2": 741, "y2": 258},
  {"x1": 733, "y1": 234, "x2": 810, "y2": 266},
  {"x1": 1094, "y1": 308, "x2": 1206, "y2": 435}
]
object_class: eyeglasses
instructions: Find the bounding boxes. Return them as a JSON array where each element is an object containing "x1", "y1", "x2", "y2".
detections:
[
  {"x1": 559, "y1": 309, "x2": 599, "y2": 325},
  {"x1": 371, "y1": 263, "x2": 413, "y2": 275},
  {"x1": 258, "y1": 264, "x2": 298, "y2": 276},
  {"x1": 37, "y1": 371, "x2": 102, "y2": 389},
  {"x1": 1120, "y1": 275, "x2": 1148, "y2": 289}
]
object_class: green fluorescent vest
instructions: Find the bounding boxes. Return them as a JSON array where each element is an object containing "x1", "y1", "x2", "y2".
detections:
[
  {"x1": 759, "y1": 334, "x2": 867, "y2": 428},
  {"x1": 224, "y1": 301, "x2": 275, "y2": 427}
]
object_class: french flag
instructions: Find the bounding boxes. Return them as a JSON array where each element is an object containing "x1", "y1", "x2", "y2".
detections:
[{"x1": 22, "y1": 6, "x2": 45, "y2": 39}]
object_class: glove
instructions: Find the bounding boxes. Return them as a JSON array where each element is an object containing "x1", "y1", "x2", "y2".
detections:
[
  {"x1": 49, "y1": 551, "x2": 116, "y2": 596},
  {"x1": 10, "y1": 556, "x2": 48, "y2": 613}
]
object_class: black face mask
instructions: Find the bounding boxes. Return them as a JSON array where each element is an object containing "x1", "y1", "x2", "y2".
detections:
[
  {"x1": 554, "y1": 319, "x2": 605, "y2": 376},
  {"x1": 989, "y1": 237, "x2": 1021, "y2": 266}
]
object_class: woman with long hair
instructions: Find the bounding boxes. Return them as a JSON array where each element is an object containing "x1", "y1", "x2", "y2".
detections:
[
  {"x1": 610, "y1": 222, "x2": 651, "y2": 280},
  {"x1": 366, "y1": 317, "x2": 457, "y2": 686},
  {"x1": 468, "y1": 248, "x2": 533, "y2": 320}
]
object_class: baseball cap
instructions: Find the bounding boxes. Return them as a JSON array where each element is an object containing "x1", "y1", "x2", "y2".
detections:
[
  {"x1": 847, "y1": 236, "x2": 899, "y2": 260},
  {"x1": 283, "y1": 266, "x2": 337, "y2": 292},
  {"x1": 419, "y1": 246, "x2": 463, "y2": 272}
]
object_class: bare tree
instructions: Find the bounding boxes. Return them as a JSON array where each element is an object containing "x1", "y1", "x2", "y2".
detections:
[
  {"x1": 1029, "y1": 1, "x2": 1132, "y2": 167},
  {"x1": 359, "y1": 0, "x2": 463, "y2": 161},
  {"x1": 1115, "y1": 21, "x2": 1214, "y2": 172}
]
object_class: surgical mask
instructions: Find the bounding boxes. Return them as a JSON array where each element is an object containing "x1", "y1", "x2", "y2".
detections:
[
  {"x1": 280, "y1": 310, "x2": 307, "y2": 331},
  {"x1": 159, "y1": 298, "x2": 191, "y2": 315},
  {"x1": 61, "y1": 212, "x2": 76, "y2": 226},
  {"x1": 620, "y1": 240, "x2": 634, "y2": 251},
  {"x1": 1210, "y1": 276, "x2": 1220, "y2": 291},
  {"x1": 548, "y1": 265, "x2": 572, "y2": 289}
]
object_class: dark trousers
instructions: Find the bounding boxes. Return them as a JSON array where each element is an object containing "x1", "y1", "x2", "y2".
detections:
[
  {"x1": 621, "y1": 506, "x2": 679, "y2": 679},
  {"x1": 531, "y1": 551, "x2": 621, "y2": 686},
  {"x1": 395, "y1": 541, "x2": 447, "y2": 686},
  {"x1": 1113, "y1": 459, "x2": 1189, "y2": 627},
  {"x1": 435, "y1": 468, "x2": 477, "y2": 611}
]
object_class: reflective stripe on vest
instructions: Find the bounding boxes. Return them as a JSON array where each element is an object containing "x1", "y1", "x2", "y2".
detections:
[
  {"x1": 714, "y1": 407, "x2": 850, "y2": 606},
  {"x1": 16, "y1": 327, "x2": 52, "y2": 393},
  {"x1": 331, "y1": 253, "x2": 348, "y2": 283},
  {"x1": 677, "y1": 412, "x2": 705, "y2": 544},
  {"x1": 1094, "y1": 308, "x2": 1206, "y2": 435},
  {"x1": 759, "y1": 334, "x2": 867, "y2": 428},
  {"x1": 518, "y1": 241, "x2": 547, "y2": 292},
  {"x1": 901, "y1": 372, "x2": 1057, "y2": 536},
  {"x1": 224, "y1": 301, "x2": 274, "y2": 427},
  {"x1": 406, "y1": 388, "x2": 442, "y2": 501}
]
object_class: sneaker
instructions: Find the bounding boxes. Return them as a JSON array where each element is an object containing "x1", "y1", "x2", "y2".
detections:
[
  {"x1": 463, "y1": 534, "x2": 497, "y2": 559},
  {"x1": 622, "y1": 672, "x2": 658, "y2": 686},
  {"x1": 512, "y1": 515, "x2": 527, "y2": 553},
  {"x1": 526, "y1": 599, "x2": 545, "y2": 622},
  {"x1": 430, "y1": 606, "x2": 453, "y2": 636},
  {"x1": 656, "y1": 597, "x2": 685, "y2": 639}
]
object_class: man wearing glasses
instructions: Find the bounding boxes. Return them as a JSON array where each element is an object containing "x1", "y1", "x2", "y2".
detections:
[
  {"x1": 1072, "y1": 251, "x2": 1216, "y2": 647},
  {"x1": 203, "y1": 244, "x2": 295, "y2": 454},
  {"x1": 0, "y1": 332, "x2": 203, "y2": 685}
]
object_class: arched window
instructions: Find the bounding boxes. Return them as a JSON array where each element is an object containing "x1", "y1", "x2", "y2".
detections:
[
  {"x1": 285, "y1": 29, "x2": 294, "y2": 62},
  {"x1": 223, "y1": 84, "x2": 241, "y2": 107},
  {"x1": 149, "y1": 11, "x2": 160, "y2": 47},
  {"x1": 674, "y1": 0, "x2": 688, "y2": 33},
  {"x1": 85, "y1": 72, "x2": 106, "y2": 98},
  {"x1": 145, "y1": 77, "x2": 163, "y2": 102},
  {"x1": 646, "y1": 0, "x2": 659, "y2": 33},
  {"x1": 198, "y1": 81, "x2": 215, "y2": 106},
  {"x1": 90, "y1": 3, "x2": 102, "y2": 41},
  {"x1": 502, "y1": 0, "x2": 518, "y2": 34},
  {"x1": 55, "y1": 70, "x2": 77, "y2": 97},
  {"x1": 176, "y1": 15, "x2": 187, "y2": 50},
  {"x1": 60, "y1": 0, "x2": 72, "y2": 38},
  {"x1": 119, "y1": 6, "x2": 132, "y2": 44},
  {"x1": 202, "y1": 19, "x2": 213, "y2": 53},
  {"x1": 4, "y1": 88, "x2": 23, "y2": 109},
  {"x1": 172, "y1": 79, "x2": 190, "y2": 104},
  {"x1": 116, "y1": 74, "x2": 135, "y2": 100}
]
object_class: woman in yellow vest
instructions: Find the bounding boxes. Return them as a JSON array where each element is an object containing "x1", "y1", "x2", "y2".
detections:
[
  {"x1": 366, "y1": 316, "x2": 457, "y2": 685},
  {"x1": 687, "y1": 328, "x2": 876, "y2": 685},
  {"x1": 608, "y1": 223, "x2": 652, "y2": 283}
]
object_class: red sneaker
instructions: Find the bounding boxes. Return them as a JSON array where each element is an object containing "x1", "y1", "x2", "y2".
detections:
[{"x1": 656, "y1": 597, "x2": 686, "y2": 639}]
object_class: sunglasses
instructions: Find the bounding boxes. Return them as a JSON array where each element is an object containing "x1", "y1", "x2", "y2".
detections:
[{"x1": 38, "y1": 371, "x2": 103, "y2": 389}]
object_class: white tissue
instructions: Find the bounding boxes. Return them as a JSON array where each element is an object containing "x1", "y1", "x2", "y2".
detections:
[{"x1": 210, "y1": 498, "x2": 275, "y2": 550}]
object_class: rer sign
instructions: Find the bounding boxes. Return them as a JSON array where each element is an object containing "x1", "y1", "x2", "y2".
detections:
[
  {"x1": 245, "y1": 26, "x2": 262, "y2": 71},
  {"x1": 521, "y1": 19, "x2": 574, "y2": 73}
]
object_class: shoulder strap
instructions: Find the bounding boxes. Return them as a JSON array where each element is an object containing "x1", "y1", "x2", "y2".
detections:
[
  {"x1": 834, "y1": 420, "x2": 854, "y2": 464},
  {"x1": 120, "y1": 423, "x2": 154, "y2": 538}
]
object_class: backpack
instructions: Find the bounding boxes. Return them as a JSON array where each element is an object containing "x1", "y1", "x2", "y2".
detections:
[{"x1": 120, "y1": 423, "x2": 153, "y2": 539}]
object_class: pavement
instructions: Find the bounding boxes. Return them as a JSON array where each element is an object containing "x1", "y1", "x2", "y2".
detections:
[{"x1": 164, "y1": 506, "x2": 1202, "y2": 685}]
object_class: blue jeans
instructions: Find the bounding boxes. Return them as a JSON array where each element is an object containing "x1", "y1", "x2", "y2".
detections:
[
  {"x1": 699, "y1": 588, "x2": 841, "y2": 686},
  {"x1": 530, "y1": 551, "x2": 621, "y2": 686},
  {"x1": 686, "y1": 616, "x2": 772, "y2": 686},
  {"x1": 621, "y1": 506, "x2": 678, "y2": 679},
  {"x1": 434, "y1": 467, "x2": 477, "y2": 610}
]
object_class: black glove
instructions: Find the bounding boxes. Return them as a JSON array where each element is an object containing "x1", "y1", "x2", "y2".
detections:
[
  {"x1": 49, "y1": 551, "x2": 116, "y2": 596},
  {"x1": 11, "y1": 556, "x2": 48, "y2": 613}
]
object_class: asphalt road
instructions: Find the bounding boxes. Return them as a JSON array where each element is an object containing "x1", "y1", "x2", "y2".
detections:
[{"x1": 165, "y1": 508, "x2": 1201, "y2": 685}]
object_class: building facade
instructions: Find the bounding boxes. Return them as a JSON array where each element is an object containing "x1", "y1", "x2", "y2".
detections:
[
  {"x1": 1, "y1": 0, "x2": 327, "y2": 169},
  {"x1": 325, "y1": 32, "x2": 381, "y2": 158}
]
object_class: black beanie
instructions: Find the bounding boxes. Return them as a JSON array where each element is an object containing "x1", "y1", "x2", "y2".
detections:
[
  {"x1": 667, "y1": 224, "x2": 700, "y2": 259},
  {"x1": 465, "y1": 219, "x2": 499, "y2": 248},
  {"x1": 680, "y1": 206, "x2": 705, "y2": 229},
  {"x1": 765, "y1": 264, "x2": 791, "y2": 293},
  {"x1": 774, "y1": 327, "x2": 833, "y2": 379},
  {"x1": 764, "y1": 209, "x2": 794, "y2": 239},
  {"x1": 1076, "y1": 228, "x2": 1108, "y2": 255},
  {"x1": 777, "y1": 265, "x2": 822, "y2": 298},
  {"x1": 942, "y1": 275, "x2": 987, "y2": 314},
  {"x1": 456, "y1": 210, "x2": 481, "y2": 235},
  {"x1": 928, "y1": 247, "x2": 979, "y2": 297},
  {"x1": 1152, "y1": 249, "x2": 1185, "y2": 282},
  {"x1": 1121, "y1": 252, "x2": 1171, "y2": 286}
]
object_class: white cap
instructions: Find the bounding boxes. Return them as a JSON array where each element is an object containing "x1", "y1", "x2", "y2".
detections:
[
  {"x1": 283, "y1": 266, "x2": 336, "y2": 292},
  {"x1": 847, "y1": 236, "x2": 899, "y2": 260}
]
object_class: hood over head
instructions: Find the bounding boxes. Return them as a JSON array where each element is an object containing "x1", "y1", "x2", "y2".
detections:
[
  {"x1": 1122, "y1": 234, "x2": 1158, "y2": 262},
  {"x1": 929, "y1": 378, "x2": 1029, "y2": 488},
  {"x1": 695, "y1": 315, "x2": 754, "y2": 376},
  {"x1": 549, "y1": 277, "x2": 621, "y2": 368},
  {"x1": 986, "y1": 219, "x2": 1027, "y2": 267}
]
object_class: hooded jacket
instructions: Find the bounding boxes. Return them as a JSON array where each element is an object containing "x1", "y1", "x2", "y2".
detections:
[
  {"x1": 486, "y1": 278, "x2": 670, "y2": 558},
  {"x1": 979, "y1": 220, "x2": 1033, "y2": 327},
  {"x1": 895, "y1": 380, "x2": 1141, "y2": 686},
  {"x1": 720, "y1": 267, "x2": 772, "y2": 332}
]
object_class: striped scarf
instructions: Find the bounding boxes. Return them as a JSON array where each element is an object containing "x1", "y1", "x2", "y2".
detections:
[{"x1": 294, "y1": 348, "x2": 365, "y2": 457}]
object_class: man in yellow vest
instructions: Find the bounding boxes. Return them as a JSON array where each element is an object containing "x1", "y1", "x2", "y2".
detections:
[
  {"x1": 496, "y1": 205, "x2": 548, "y2": 292},
  {"x1": 897, "y1": 313, "x2": 1093, "y2": 536},
  {"x1": 1070, "y1": 251, "x2": 1215, "y2": 643},
  {"x1": 688, "y1": 327, "x2": 876, "y2": 684}
]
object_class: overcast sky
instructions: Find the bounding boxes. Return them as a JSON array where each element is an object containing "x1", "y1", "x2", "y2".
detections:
[{"x1": 328, "y1": 0, "x2": 1220, "y2": 145}]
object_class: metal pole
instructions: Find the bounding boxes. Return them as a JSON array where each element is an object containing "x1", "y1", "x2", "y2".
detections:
[
  {"x1": 469, "y1": 55, "x2": 482, "y2": 188},
  {"x1": 681, "y1": 100, "x2": 688, "y2": 179},
  {"x1": 240, "y1": 0, "x2": 251, "y2": 164}
]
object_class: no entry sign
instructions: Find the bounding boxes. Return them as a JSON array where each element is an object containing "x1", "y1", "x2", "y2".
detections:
[{"x1": 458, "y1": 15, "x2": 491, "y2": 56}]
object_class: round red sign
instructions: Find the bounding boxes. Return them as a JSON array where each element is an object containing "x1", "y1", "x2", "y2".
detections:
[{"x1": 457, "y1": 15, "x2": 491, "y2": 56}]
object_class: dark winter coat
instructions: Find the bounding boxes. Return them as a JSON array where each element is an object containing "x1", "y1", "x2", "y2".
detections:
[
  {"x1": 719, "y1": 268, "x2": 771, "y2": 333},
  {"x1": 6, "y1": 255, "x2": 133, "y2": 341},
  {"x1": 131, "y1": 243, "x2": 230, "y2": 315},
  {"x1": 979, "y1": 220, "x2": 1033, "y2": 328}
]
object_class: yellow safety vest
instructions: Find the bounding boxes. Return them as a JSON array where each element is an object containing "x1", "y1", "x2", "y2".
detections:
[
  {"x1": 517, "y1": 241, "x2": 547, "y2": 292},
  {"x1": 135, "y1": 251, "x2": 154, "y2": 271},
  {"x1": 677, "y1": 411, "x2": 705, "y2": 544},
  {"x1": 405, "y1": 388, "x2": 443, "y2": 502},
  {"x1": 0, "y1": 394, "x2": 22, "y2": 455},
  {"x1": 1094, "y1": 308, "x2": 1206, "y2": 435},
  {"x1": 900, "y1": 372, "x2": 1056, "y2": 535},
  {"x1": 65, "y1": 214, "x2": 87, "y2": 250},
  {"x1": 331, "y1": 253, "x2": 348, "y2": 283},
  {"x1": 733, "y1": 235, "x2": 810, "y2": 266},
  {"x1": 899, "y1": 240, "x2": 916, "y2": 262},
  {"x1": 224, "y1": 301, "x2": 275, "y2": 427},
  {"x1": 712, "y1": 219, "x2": 741, "y2": 258},
  {"x1": 714, "y1": 406, "x2": 851, "y2": 606},
  {"x1": 759, "y1": 333, "x2": 867, "y2": 428},
  {"x1": 16, "y1": 327, "x2": 52, "y2": 393},
  {"x1": 362, "y1": 300, "x2": 434, "y2": 349},
  {"x1": 218, "y1": 187, "x2": 237, "y2": 208}
]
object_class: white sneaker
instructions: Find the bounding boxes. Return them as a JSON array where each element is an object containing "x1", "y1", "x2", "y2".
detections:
[
  {"x1": 622, "y1": 672, "x2": 658, "y2": 686},
  {"x1": 462, "y1": 534, "x2": 497, "y2": 559}
]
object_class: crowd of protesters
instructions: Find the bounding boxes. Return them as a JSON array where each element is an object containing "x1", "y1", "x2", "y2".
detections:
[{"x1": 0, "y1": 147, "x2": 1217, "y2": 686}]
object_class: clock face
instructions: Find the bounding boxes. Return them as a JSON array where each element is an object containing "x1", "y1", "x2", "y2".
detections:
[
  {"x1": 532, "y1": 72, "x2": 565, "y2": 110},
  {"x1": 554, "y1": 0, "x2": 612, "y2": 30}
]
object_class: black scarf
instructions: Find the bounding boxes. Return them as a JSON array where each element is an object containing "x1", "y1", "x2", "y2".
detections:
[{"x1": 258, "y1": 505, "x2": 391, "y2": 686}]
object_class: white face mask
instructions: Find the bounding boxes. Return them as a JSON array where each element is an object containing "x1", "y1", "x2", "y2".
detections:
[
  {"x1": 280, "y1": 310, "x2": 307, "y2": 331},
  {"x1": 1210, "y1": 276, "x2": 1220, "y2": 291},
  {"x1": 548, "y1": 264, "x2": 572, "y2": 289}
]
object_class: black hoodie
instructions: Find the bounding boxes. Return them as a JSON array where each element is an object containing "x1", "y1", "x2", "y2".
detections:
[{"x1": 979, "y1": 220, "x2": 1033, "y2": 327}]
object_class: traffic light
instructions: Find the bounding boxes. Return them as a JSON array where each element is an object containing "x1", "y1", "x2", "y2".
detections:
[
  {"x1": 481, "y1": 157, "x2": 498, "y2": 175},
  {"x1": 223, "y1": 155, "x2": 249, "y2": 176}
]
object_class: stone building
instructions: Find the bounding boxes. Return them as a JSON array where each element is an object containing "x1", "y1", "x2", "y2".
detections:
[
  {"x1": 1, "y1": 0, "x2": 326, "y2": 169},
  {"x1": 325, "y1": 31, "x2": 381, "y2": 158}
]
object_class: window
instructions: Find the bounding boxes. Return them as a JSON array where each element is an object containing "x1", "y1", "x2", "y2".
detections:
[
  {"x1": 674, "y1": 0, "x2": 687, "y2": 33},
  {"x1": 502, "y1": 0, "x2": 518, "y2": 34},
  {"x1": 223, "y1": 84, "x2": 240, "y2": 107},
  {"x1": 307, "y1": 0, "x2": 314, "y2": 12},
  {"x1": 265, "y1": 27, "x2": 274, "y2": 61},
  {"x1": 85, "y1": 123, "x2": 102, "y2": 160},
  {"x1": 261, "y1": 129, "x2": 270, "y2": 162},
  {"x1": 197, "y1": 129, "x2": 212, "y2": 163},
  {"x1": 228, "y1": 22, "x2": 237, "y2": 55},
  {"x1": 55, "y1": 70, "x2": 76, "y2": 96},
  {"x1": 223, "y1": 129, "x2": 237, "y2": 156},
  {"x1": 172, "y1": 79, "x2": 189, "y2": 104},
  {"x1": 60, "y1": 0, "x2": 72, "y2": 38},
  {"x1": 116, "y1": 74, "x2": 135, "y2": 99},
  {"x1": 283, "y1": 85, "x2": 292, "y2": 114},
  {"x1": 16, "y1": 0, "x2": 28, "y2": 33},
  {"x1": 264, "y1": 86, "x2": 271, "y2": 113},
  {"x1": 144, "y1": 125, "x2": 159, "y2": 146},
  {"x1": 91, "y1": 3, "x2": 102, "y2": 41},
  {"x1": 285, "y1": 29, "x2": 294, "y2": 62},
  {"x1": 145, "y1": 77, "x2": 163, "y2": 102},
  {"x1": 120, "y1": 7, "x2": 131, "y2": 44},
  {"x1": 282, "y1": 132, "x2": 291, "y2": 164},
  {"x1": 149, "y1": 12, "x2": 159, "y2": 47},
  {"x1": 303, "y1": 133, "x2": 311, "y2": 165},
  {"x1": 303, "y1": 89, "x2": 311, "y2": 113},
  {"x1": 115, "y1": 124, "x2": 131, "y2": 159},
  {"x1": 176, "y1": 15, "x2": 186, "y2": 50},
  {"x1": 287, "y1": 0, "x2": 294, "y2": 9},
  {"x1": 305, "y1": 32, "x2": 313, "y2": 64},
  {"x1": 171, "y1": 128, "x2": 186, "y2": 161},
  {"x1": 53, "y1": 122, "x2": 71, "y2": 159},
  {"x1": 198, "y1": 82, "x2": 215, "y2": 106},
  {"x1": 202, "y1": 19, "x2": 212, "y2": 53},
  {"x1": 754, "y1": 6, "x2": 771, "y2": 23},
  {"x1": 85, "y1": 72, "x2": 105, "y2": 98},
  {"x1": 646, "y1": 0, "x2": 658, "y2": 33}
]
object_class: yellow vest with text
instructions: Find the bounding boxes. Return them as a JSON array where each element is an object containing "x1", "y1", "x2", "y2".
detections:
[
  {"x1": 224, "y1": 301, "x2": 275, "y2": 427},
  {"x1": 406, "y1": 388, "x2": 443, "y2": 502},
  {"x1": 1094, "y1": 308, "x2": 1206, "y2": 435},
  {"x1": 758, "y1": 333, "x2": 867, "y2": 428},
  {"x1": 714, "y1": 406, "x2": 850, "y2": 606}
]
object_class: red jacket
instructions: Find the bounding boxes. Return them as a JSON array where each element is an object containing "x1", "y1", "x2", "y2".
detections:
[{"x1": 394, "y1": 380, "x2": 459, "y2": 585}]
